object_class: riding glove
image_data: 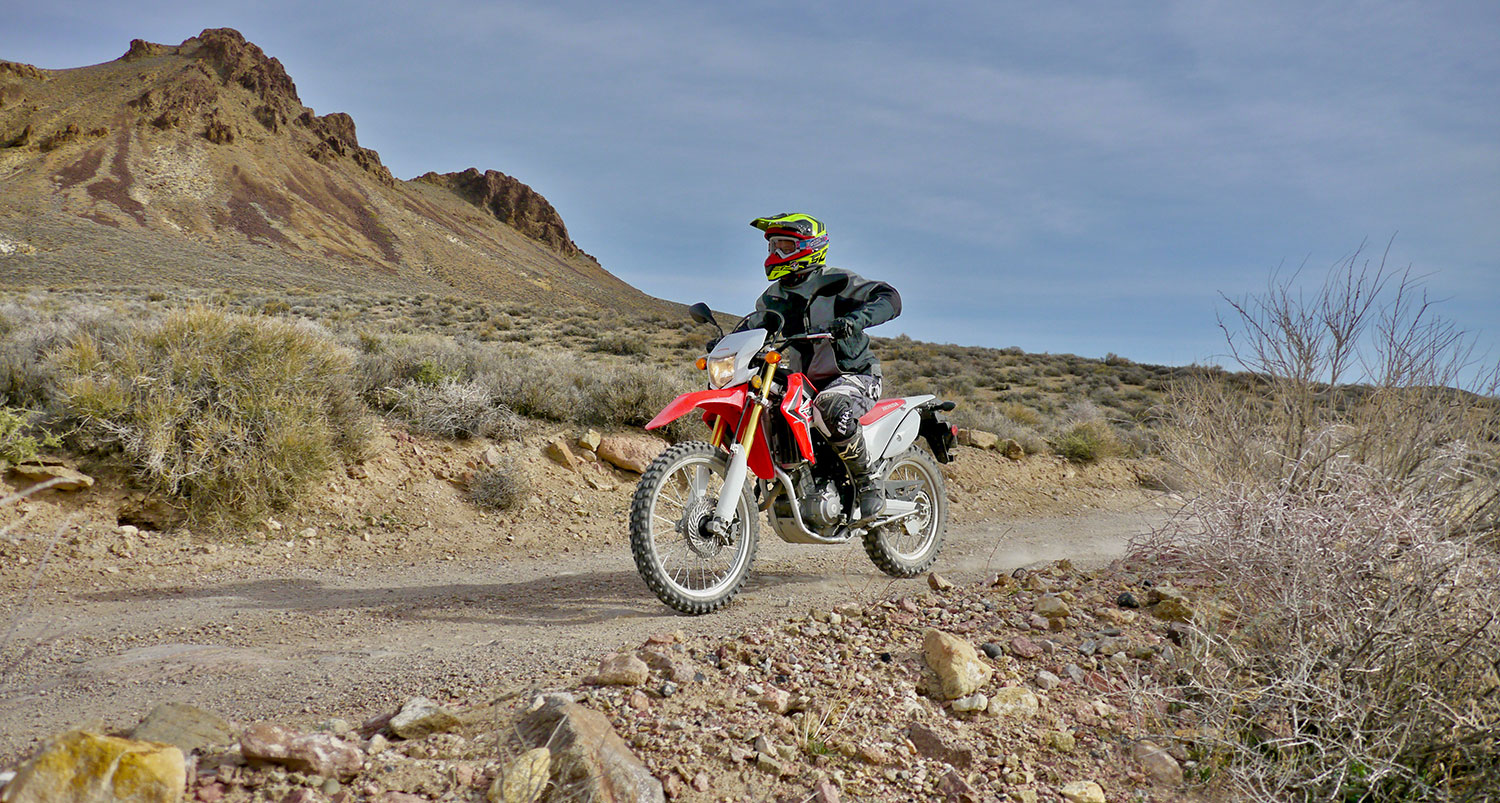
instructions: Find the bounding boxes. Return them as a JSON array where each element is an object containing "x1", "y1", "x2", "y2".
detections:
[{"x1": 828, "y1": 317, "x2": 859, "y2": 340}]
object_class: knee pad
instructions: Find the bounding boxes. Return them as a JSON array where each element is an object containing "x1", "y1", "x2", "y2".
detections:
[{"x1": 814, "y1": 392, "x2": 861, "y2": 441}]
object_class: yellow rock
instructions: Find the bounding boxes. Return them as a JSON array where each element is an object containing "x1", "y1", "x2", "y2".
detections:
[
  {"x1": 2, "y1": 730, "x2": 185, "y2": 803},
  {"x1": 487, "y1": 747, "x2": 550, "y2": 803}
]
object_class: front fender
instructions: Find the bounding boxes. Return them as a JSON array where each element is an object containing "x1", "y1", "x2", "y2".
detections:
[{"x1": 646, "y1": 387, "x2": 746, "y2": 431}]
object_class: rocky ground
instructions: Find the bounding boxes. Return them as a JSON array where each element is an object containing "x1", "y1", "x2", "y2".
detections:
[{"x1": 0, "y1": 422, "x2": 1214, "y2": 802}]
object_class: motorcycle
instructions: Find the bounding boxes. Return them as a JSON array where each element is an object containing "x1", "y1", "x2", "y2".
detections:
[{"x1": 629, "y1": 301, "x2": 959, "y2": 614}]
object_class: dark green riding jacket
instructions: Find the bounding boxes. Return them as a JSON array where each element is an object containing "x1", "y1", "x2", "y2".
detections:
[{"x1": 739, "y1": 265, "x2": 901, "y2": 378}]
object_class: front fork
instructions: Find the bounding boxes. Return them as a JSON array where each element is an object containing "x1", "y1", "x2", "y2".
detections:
[{"x1": 708, "y1": 359, "x2": 779, "y2": 536}]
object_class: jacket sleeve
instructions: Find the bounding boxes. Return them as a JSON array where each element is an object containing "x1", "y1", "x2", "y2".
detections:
[{"x1": 840, "y1": 276, "x2": 901, "y2": 331}]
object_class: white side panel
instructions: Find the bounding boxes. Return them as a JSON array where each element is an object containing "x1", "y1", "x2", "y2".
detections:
[{"x1": 863, "y1": 395, "x2": 933, "y2": 459}]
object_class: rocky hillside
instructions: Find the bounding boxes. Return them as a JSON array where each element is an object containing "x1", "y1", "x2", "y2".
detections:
[{"x1": 0, "y1": 29, "x2": 667, "y2": 313}]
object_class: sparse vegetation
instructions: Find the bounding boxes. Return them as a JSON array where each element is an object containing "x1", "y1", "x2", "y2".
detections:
[
  {"x1": 1136, "y1": 253, "x2": 1500, "y2": 801},
  {"x1": 0, "y1": 407, "x2": 58, "y2": 466},
  {"x1": 468, "y1": 459, "x2": 530, "y2": 510},
  {"x1": 52, "y1": 307, "x2": 371, "y2": 529}
]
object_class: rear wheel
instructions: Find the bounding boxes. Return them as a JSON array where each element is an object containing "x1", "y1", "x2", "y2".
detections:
[
  {"x1": 863, "y1": 446, "x2": 946, "y2": 577},
  {"x1": 629, "y1": 441, "x2": 758, "y2": 614}
]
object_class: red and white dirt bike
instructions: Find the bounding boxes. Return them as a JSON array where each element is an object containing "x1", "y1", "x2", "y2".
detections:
[{"x1": 629, "y1": 302, "x2": 958, "y2": 614}]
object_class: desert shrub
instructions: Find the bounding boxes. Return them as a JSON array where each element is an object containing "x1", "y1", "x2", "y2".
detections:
[
  {"x1": 355, "y1": 333, "x2": 470, "y2": 394},
  {"x1": 1135, "y1": 253, "x2": 1500, "y2": 801},
  {"x1": 377, "y1": 379, "x2": 521, "y2": 440},
  {"x1": 468, "y1": 459, "x2": 530, "y2": 510},
  {"x1": 53, "y1": 307, "x2": 371, "y2": 529},
  {"x1": 0, "y1": 407, "x2": 59, "y2": 466},
  {"x1": 576, "y1": 363, "x2": 699, "y2": 443},
  {"x1": 1054, "y1": 419, "x2": 1123, "y2": 463},
  {"x1": 951, "y1": 403, "x2": 1049, "y2": 455},
  {"x1": 479, "y1": 352, "x2": 582, "y2": 423},
  {"x1": 0, "y1": 300, "x2": 138, "y2": 408},
  {"x1": 593, "y1": 331, "x2": 651, "y2": 356}
]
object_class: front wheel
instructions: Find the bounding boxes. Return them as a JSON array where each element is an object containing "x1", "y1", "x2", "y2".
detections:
[
  {"x1": 863, "y1": 446, "x2": 947, "y2": 577},
  {"x1": 629, "y1": 441, "x2": 759, "y2": 615}
]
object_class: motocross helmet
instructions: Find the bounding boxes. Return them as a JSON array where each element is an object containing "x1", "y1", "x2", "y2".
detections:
[{"x1": 751, "y1": 213, "x2": 829, "y2": 281}]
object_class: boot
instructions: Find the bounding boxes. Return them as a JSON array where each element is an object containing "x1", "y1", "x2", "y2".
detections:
[{"x1": 833, "y1": 431, "x2": 884, "y2": 523}]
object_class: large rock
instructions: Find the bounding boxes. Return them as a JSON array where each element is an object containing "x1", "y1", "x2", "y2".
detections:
[
  {"x1": 239, "y1": 723, "x2": 363, "y2": 779},
  {"x1": 521, "y1": 696, "x2": 663, "y2": 803},
  {"x1": 987, "y1": 687, "x2": 1040, "y2": 719},
  {"x1": 6, "y1": 463, "x2": 94, "y2": 492},
  {"x1": 1132, "y1": 740, "x2": 1183, "y2": 785},
  {"x1": 487, "y1": 748, "x2": 550, "y2": 803},
  {"x1": 2, "y1": 730, "x2": 185, "y2": 803},
  {"x1": 586, "y1": 653, "x2": 650, "y2": 687},
  {"x1": 1060, "y1": 780, "x2": 1107, "y2": 803},
  {"x1": 130, "y1": 703, "x2": 233, "y2": 754},
  {"x1": 1034, "y1": 594, "x2": 1071, "y2": 620},
  {"x1": 388, "y1": 697, "x2": 460, "y2": 740},
  {"x1": 923, "y1": 629, "x2": 993, "y2": 701},
  {"x1": 596, "y1": 436, "x2": 666, "y2": 474},
  {"x1": 906, "y1": 722, "x2": 974, "y2": 769},
  {"x1": 544, "y1": 438, "x2": 580, "y2": 471}
]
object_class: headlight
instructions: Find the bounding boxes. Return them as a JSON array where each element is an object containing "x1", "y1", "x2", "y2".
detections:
[{"x1": 707, "y1": 356, "x2": 737, "y2": 388}]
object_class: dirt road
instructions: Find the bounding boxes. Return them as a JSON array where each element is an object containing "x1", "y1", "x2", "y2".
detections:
[{"x1": 0, "y1": 505, "x2": 1166, "y2": 762}]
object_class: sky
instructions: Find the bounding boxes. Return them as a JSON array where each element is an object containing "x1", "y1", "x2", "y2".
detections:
[{"x1": 4, "y1": 1, "x2": 1498, "y2": 376}]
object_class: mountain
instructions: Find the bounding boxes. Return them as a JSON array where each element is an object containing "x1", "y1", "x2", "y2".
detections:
[{"x1": 0, "y1": 28, "x2": 667, "y2": 313}]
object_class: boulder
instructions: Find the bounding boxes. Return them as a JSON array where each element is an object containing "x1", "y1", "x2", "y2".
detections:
[
  {"x1": 587, "y1": 653, "x2": 649, "y2": 687},
  {"x1": 987, "y1": 687, "x2": 1040, "y2": 719},
  {"x1": 388, "y1": 697, "x2": 460, "y2": 740},
  {"x1": 596, "y1": 436, "x2": 666, "y2": 474},
  {"x1": 1034, "y1": 594, "x2": 1071, "y2": 620},
  {"x1": 520, "y1": 697, "x2": 664, "y2": 803},
  {"x1": 1132, "y1": 740, "x2": 1183, "y2": 785},
  {"x1": 923, "y1": 629, "x2": 993, "y2": 701},
  {"x1": 906, "y1": 722, "x2": 974, "y2": 769},
  {"x1": 544, "y1": 438, "x2": 580, "y2": 471},
  {"x1": 2, "y1": 730, "x2": 185, "y2": 803},
  {"x1": 6, "y1": 463, "x2": 93, "y2": 492},
  {"x1": 1060, "y1": 780, "x2": 1106, "y2": 803},
  {"x1": 1001, "y1": 438, "x2": 1025, "y2": 460},
  {"x1": 130, "y1": 703, "x2": 233, "y2": 754},
  {"x1": 487, "y1": 748, "x2": 550, "y2": 803},
  {"x1": 577, "y1": 430, "x2": 602, "y2": 452},
  {"x1": 956, "y1": 429, "x2": 998, "y2": 449},
  {"x1": 239, "y1": 722, "x2": 363, "y2": 779}
]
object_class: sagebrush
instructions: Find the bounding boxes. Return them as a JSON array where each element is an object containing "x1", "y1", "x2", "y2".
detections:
[{"x1": 54, "y1": 308, "x2": 372, "y2": 529}]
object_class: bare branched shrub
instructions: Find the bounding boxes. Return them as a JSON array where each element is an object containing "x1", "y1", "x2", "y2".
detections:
[
  {"x1": 53, "y1": 308, "x2": 372, "y2": 529},
  {"x1": 469, "y1": 459, "x2": 530, "y2": 510},
  {"x1": 378, "y1": 378, "x2": 522, "y2": 440},
  {"x1": 1136, "y1": 248, "x2": 1500, "y2": 801}
]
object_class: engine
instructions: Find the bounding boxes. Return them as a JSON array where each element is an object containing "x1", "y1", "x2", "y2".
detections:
[{"x1": 800, "y1": 479, "x2": 844, "y2": 529}]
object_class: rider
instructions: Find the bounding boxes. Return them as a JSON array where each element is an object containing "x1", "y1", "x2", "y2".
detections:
[{"x1": 739, "y1": 213, "x2": 901, "y2": 523}]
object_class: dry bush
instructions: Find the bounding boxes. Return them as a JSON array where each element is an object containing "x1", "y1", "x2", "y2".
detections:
[
  {"x1": 1136, "y1": 249, "x2": 1500, "y2": 801},
  {"x1": 0, "y1": 300, "x2": 141, "y2": 408},
  {"x1": 377, "y1": 379, "x2": 521, "y2": 440},
  {"x1": 468, "y1": 459, "x2": 530, "y2": 510},
  {"x1": 53, "y1": 308, "x2": 371, "y2": 529},
  {"x1": 1055, "y1": 419, "x2": 1124, "y2": 463}
]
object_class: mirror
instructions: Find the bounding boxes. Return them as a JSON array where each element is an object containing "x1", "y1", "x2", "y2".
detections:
[{"x1": 688, "y1": 302, "x2": 716, "y2": 326}]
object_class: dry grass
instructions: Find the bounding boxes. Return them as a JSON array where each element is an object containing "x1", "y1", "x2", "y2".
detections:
[
  {"x1": 52, "y1": 307, "x2": 371, "y2": 530},
  {"x1": 1134, "y1": 250, "x2": 1500, "y2": 801}
]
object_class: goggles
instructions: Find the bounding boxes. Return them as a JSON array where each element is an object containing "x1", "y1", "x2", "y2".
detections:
[{"x1": 767, "y1": 236, "x2": 805, "y2": 258}]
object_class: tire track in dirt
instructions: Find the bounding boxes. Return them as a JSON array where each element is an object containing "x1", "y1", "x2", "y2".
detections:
[{"x1": 0, "y1": 504, "x2": 1168, "y2": 762}]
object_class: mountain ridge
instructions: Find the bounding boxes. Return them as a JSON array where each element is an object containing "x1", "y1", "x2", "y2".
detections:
[{"x1": 0, "y1": 28, "x2": 662, "y2": 313}]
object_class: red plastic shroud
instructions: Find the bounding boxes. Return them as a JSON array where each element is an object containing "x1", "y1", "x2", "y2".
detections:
[{"x1": 644, "y1": 385, "x2": 777, "y2": 480}]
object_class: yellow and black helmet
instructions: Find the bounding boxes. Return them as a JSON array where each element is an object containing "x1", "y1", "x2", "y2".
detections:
[{"x1": 751, "y1": 212, "x2": 829, "y2": 280}]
